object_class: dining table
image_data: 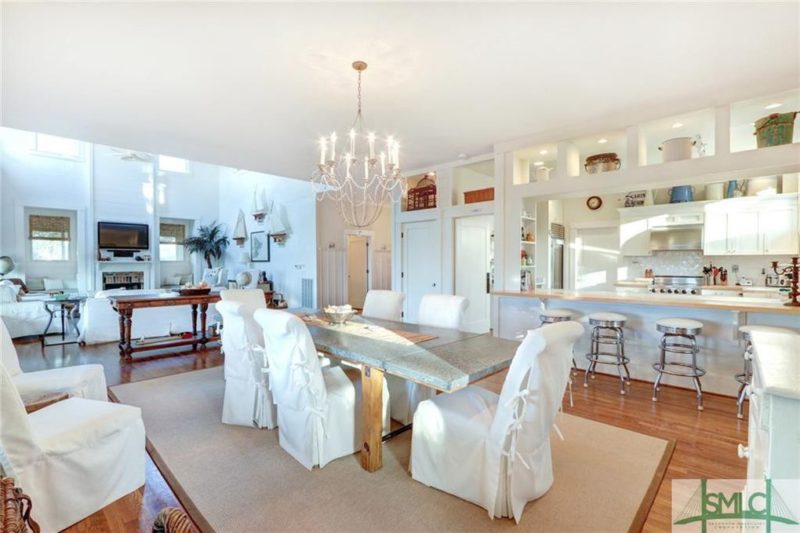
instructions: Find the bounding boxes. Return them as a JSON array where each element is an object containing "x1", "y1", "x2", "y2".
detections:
[{"x1": 301, "y1": 312, "x2": 521, "y2": 472}]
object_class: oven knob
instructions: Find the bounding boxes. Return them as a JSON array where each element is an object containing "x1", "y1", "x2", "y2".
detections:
[
  {"x1": 667, "y1": 289, "x2": 673, "y2": 294},
  {"x1": 690, "y1": 289, "x2": 698, "y2": 295},
  {"x1": 681, "y1": 289, "x2": 688, "y2": 294},
  {"x1": 659, "y1": 288, "x2": 666, "y2": 293}
]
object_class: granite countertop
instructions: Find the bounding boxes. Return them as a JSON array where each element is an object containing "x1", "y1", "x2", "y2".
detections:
[{"x1": 493, "y1": 289, "x2": 800, "y2": 314}]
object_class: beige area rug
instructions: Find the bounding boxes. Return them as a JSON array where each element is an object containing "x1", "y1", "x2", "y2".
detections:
[{"x1": 110, "y1": 368, "x2": 673, "y2": 532}]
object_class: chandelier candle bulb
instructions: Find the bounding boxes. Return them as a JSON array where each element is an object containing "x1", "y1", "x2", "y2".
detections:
[
  {"x1": 345, "y1": 154, "x2": 351, "y2": 178},
  {"x1": 380, "y1": 152, "x2": 386, "y2": 175},
  {"x1": 319, "y1": 138, "x2": 327, "y2": 166},
  {"x1": 368, "y1": 133, "x2": 375, "y2": 159},
  {"x1": 349, "y1": 129, "x2": 356, "y2": 155},
  {"x1": 330, "y1": 132, "x2": 337, "y2": 160}
]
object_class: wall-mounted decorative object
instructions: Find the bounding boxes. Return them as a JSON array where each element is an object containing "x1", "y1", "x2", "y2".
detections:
[
  {"x1": 268, "y1": 202, "x2": 289, "y2": 245},
  {"x1": 233, "y1": 209, "x2": 247, "y2": 246},
  {"x1": 250, "y1": 231, "x2": 270, "y2": 262},
  {"x1": 464, "y1": 187, "x2": 494, "y2": 204},
  {"x1": 624, "y1": 190, "x2": 647, "y2": 207},
  {"x1": 251, "y1": 190, "x2": 267, "y2": 222},
  {"x1": 407, "y1": 173, "x2": 437, "y2": 211},
  {"x1": 586, "y1": 196, "x2": 603, "y2": 210},
  {"x1": 755, "y1": 112, "x2": 797, "y2": 148}
]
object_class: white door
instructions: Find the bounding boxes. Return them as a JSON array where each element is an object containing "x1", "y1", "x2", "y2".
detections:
[
  {"x1": 347, "y1": 235, "x2": 369, "y2": 308},
  {"x1": 454, "y1": 215, "x2": 493, "y2": 334},
  {"x1": 761, "y1": 205, "x2": 799, "y2": 255},
  {"x1": 402, "y1": 220, "x2": 440, "y2": 323},
  {"x1": 573, "y1": 226, "x2": 619, "y2": 291},
  {"x1": 728, "y1": 211, "x2": 760, "y2": 254}
]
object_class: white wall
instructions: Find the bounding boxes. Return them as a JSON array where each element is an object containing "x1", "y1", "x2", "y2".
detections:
[{"x1": 217, "y1": 168, "x2": 317, "y2": 308}]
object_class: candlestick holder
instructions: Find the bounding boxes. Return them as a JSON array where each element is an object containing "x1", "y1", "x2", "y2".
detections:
[{"x1": 771, "y1": 256, "x2": 800, "y2": 307}]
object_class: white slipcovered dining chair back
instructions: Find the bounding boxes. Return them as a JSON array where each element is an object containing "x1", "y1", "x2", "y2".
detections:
[
  {"x1": 418, "y1": 294, "x2": 468, "y2": 329},
  {"x1": 0, "y1": 362, "x2": 39, "y2": 471},
  {"x1": 217, "y1": 289, "x2": 276, "y2": 429},
  {"x1": 0, "y1": 319, "x2": 23, "y2": 377},
  {"x1": 487, "y1": 321, "x2": 584, "y2": 522},
  {"x1": 253, "y1": 309, "x2": 327, "y2": 413},
  {"x1": 362, "y1": 290, "x2": 405, "y2": 322}
]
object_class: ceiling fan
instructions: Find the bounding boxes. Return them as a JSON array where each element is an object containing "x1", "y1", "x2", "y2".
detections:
[{"x1": 109, "y1": 147, "x2": 153, "y2": 162}]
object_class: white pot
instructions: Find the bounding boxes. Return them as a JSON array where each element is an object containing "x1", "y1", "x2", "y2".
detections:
[
  {"x1": 746, "y1": 176, "x2": 779, "y2": 196},
  {"x1": 659, "y1": 137, "x2": 695, "y2": 162},
  {"x1": 534, "y1": 166, "x2": 551, "y2": 182},
  {"x1": 705, "y1": 182, "x2": 724, "y2": 201}
]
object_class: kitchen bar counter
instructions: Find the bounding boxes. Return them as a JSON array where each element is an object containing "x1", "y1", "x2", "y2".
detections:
[
  {"x1": 493, "y1": 289, "x2": 800, "y2": 314},
  {"x1": 492, "y1": 289, "x2": 798, "y2": 397}
]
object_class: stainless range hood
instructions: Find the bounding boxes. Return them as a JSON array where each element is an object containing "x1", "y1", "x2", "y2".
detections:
[{"x1": 649, "y1": 225, "x2": 703, "y2": 252}]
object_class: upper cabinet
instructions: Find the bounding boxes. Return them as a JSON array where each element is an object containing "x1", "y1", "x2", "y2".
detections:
[{"x1": 703, "y1": 194, "x2": 798, "y2": 256}]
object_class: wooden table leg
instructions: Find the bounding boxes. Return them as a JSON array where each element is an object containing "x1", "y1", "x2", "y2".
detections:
[
  {"x1": 360, "y1": 365, "x2": 384, "y2": 472},
  {"x1": 191, "y1": 303, "x2": 198, "y2": 351},
  {"x1": 199, "y1": 303, "x2": 209, "y2": 349},
  {"x1": 117, "y1": 312, "x2": 126, "y2": 354},
  {"x1": 123, "y1": 310, "x2": 134, "y2": 362}
]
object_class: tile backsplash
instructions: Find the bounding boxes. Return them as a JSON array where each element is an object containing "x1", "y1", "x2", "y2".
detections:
[{"x1": 624, "y1": 252, "x2": 794, "y2": 286}]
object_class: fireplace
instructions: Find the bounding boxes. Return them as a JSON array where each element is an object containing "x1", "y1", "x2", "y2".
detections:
[{"x1": 103, "y1": 271, "x2": 144, "y2": 290}]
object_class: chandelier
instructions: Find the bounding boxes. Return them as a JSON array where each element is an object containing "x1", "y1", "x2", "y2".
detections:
[{"x1": 311, "y1": 61, "x2": 406, "y2": 228}]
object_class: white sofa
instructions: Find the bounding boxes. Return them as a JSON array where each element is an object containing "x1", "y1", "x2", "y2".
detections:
[
  {"x1": 78, "y1": 288, "x2": 218, "y2": 345},
  {"x1": 0, "y1": 281, "x2": 62, "y2": 338}
]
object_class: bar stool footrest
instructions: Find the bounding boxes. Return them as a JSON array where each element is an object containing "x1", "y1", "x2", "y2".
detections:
[{"x1": 652, "y1": 362, "x2": 706, "y2": 379}]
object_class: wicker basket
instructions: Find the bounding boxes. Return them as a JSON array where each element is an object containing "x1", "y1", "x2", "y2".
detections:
[
  {"x1": 1, "y1": 478, "x2": 39, "y2": 533},
  {"x1": 406, "y1": 175, "x2": 437, "y2": 211},
  {"x1": 755, "y1": 112, "x2": 797, "y2": 148},
  {"x1": 464, "y1": 187, "x2": 495, "y2": 204}
]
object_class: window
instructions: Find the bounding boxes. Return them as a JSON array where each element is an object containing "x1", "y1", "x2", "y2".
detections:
[
  {"x1": 34, "y1": 134, "x2": 83, "y2": 160},
  {"x1": 158, "y1": 155, "x2": 190, "y2": 173},
  {"x1": 159, "y1": 222, "x2": 186, "y2": 261},
  {"x1": 29, "y1": 214, "x2": 71, "y2": 261}
]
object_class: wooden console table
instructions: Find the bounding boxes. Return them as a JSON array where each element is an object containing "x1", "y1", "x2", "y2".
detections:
[{"x1": 109, "y1": 293, "x2": 221, "y2": 361}]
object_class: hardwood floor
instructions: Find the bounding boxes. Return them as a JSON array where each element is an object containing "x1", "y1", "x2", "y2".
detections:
[{"x1": 14, "y1": 338, "x2": 747, "y2": 532}]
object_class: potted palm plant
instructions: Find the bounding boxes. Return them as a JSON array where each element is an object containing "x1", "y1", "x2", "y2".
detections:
[{"x1": 184, "y1": 221, "x2": 230, "y2": 269}]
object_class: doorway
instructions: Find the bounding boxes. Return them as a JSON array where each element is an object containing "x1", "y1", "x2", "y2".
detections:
[
  {"x1": 571, "y1": 225, "x2": 619, "y2": 291},
  {"x1": 401, "y1": 220, "x2": 441, "y2": 323},
  {"x1": 454, "y1": 215, "x2": 493, "y2": 333},
  {"x1": 346, "y1": 234, "x2": 370, "y2": 309}
]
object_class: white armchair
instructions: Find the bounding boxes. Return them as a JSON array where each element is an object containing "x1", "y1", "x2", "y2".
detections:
[
  {"x1": 1, "y1": 318, "x2": 107, "y2": 403},
  {"x1": 388, "y1": 294, "x2": 469, "y2": 424},
  {"x1": 362, "y1": 290, "x2": 405, "y2": 322},
  {"x1": 217, "y1": 289, "x2": 276, "y2": 429},
  {"x1": 253, "y1": 308, "x2": 390, "y2": 470},
  {"x1": 0, "y1": 362, "x2": 145, "y2": 532},
  {"x1": 411, "y1": 321, "x2": 584, "y2": 523}
]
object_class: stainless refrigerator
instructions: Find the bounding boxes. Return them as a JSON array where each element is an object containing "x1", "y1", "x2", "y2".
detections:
[{"x1": 549, "y1": 223, "x2": 565, "y2": 289}]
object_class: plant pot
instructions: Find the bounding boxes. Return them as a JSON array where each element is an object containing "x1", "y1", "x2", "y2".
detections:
[
  {"x1": 669, "y1": 185, "x2": 694, "y2": 203},
  {"x1": 659, "y1": 137, "x2": 695, "y2": 162},
  {"x1": 755, "y1": 112, "x2": 797, "y2": 148}
]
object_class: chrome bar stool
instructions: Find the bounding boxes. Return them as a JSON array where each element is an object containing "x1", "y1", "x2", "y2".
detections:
[
  {"x1": 736, "y1": 325, "x2": 795, "y2": 419},
  {"x1": 584, "y1": 312, "x2": 630, "y2": 395},
  {"x1": 540, "y1": 309, "x2": 578, "y2": 372},
  {"x1": 652, "y1": 318, "x2": 704, "y2": 410}
]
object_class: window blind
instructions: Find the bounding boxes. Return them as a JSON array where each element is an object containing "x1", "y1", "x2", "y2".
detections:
[
  {"x1": 160, "y1": 223, "x2": 186, "y2": 244},
  {"x1": 29, "y1": 215, "x2": 70, "y2": 241}
]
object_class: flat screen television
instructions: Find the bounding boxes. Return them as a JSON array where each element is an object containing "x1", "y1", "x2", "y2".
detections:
[{"x1": 98, "y1": 222, "x2": 149, "y2": 250}]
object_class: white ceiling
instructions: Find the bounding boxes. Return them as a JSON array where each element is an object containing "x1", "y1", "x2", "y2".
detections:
[{"x1": 2, "y1": 2, "x2": 798, "y2": 180}]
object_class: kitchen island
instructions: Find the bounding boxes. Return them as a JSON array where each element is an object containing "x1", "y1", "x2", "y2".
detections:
[{"x1": 493, "y1": 289, "x2": 799, "y2": 396}]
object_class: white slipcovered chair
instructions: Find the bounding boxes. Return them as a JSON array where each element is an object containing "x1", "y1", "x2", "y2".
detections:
[
  {"x1": 0, "y1": 318, "x2": 107, "y2": 403},
  {"x1": 217, "y1": 289, "x2": 277, "y2": 429},
  {"x1": 362, "y1": 290, "x2": 405, "y2": 322},
  {"x1": 411, "y1": 321, "x2": 584, "y2": 523},
  {"x1": 0, "y1": 362, "x2": 145, "y2": 532},
  {"x1": 253, "y1": 308, "x2": 390, "y2": 470},
  {"x1": 388, "y1": 294, "x2": 469, "y2": 424}
]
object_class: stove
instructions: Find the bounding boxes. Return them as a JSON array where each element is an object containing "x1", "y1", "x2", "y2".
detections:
[{"x1": 648, "y1": 275, "x2": 704, "y2": 295}]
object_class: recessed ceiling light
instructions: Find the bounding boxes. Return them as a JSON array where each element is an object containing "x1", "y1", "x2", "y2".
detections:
[
  {"x1": 672, "y1": 122, "x2": 683, "y2": 129},
  {"x1": 533, "y1": 161, "x2": 544, "y2": 166},
  {"x1": 597, "y1": 138, "x2": 608, "y2": 144},
  {"x1": 764, "y1": 102, "x2": 782, "y2": 110},
  {"x1": 539, "y1": 149, "x2": 548, "y2": 155}
]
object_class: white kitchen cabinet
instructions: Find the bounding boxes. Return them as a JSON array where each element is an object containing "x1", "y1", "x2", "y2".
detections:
[
  {"x1": 619, "y1": 213, "x2": 651, "y2": 256},
  {"x1": 761, "y1": 203, "x2": 799, "y2": 255},
  {"x1": 703, "y1": 194, "x2": 798, "y2": 256}
]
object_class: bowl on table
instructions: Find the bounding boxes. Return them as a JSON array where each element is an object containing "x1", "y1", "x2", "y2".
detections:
[
  {"x1": 178, "y1": 287, "x2": 212, "y2": 296},
  {"x1": 324, "y1": 310, "x2": 355, "y2": 325}
]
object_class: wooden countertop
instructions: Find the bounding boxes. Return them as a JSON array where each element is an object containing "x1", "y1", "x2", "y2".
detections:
[{"x1": 493, "y1": 289, "x2": 800, "y2": 314}]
